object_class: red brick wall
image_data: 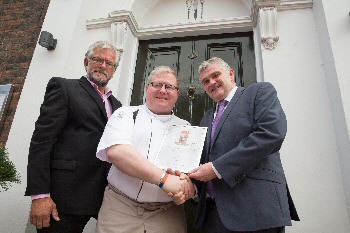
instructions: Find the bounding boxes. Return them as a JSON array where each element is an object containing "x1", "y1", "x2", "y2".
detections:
[{"x1": 0, "y1": 0, "x2": 50, "y2": 145}]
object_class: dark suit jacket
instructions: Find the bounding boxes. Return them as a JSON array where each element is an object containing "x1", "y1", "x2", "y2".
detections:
[
  {"x1": 25, "y1": 76, "x2": 122, "y2": 215},
  {"x1": 197, "y1": 82, "x2": 299, "y2": 231}
]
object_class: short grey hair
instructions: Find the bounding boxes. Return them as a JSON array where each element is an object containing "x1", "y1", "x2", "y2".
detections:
[
  {"x1": 147, "y1": 66, "x2": 179, "y2": 85},
  {"x1": 85, "y1": 41, "x2": 122, "y2": 68},
  {"x1": 198, "y1": 57, "x2": 231, "y2": 74}
]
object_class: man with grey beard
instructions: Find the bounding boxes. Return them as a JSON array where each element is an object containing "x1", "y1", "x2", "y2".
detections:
[{"x1": 25, "y1": 41, "x2": 122, "y2": 233}]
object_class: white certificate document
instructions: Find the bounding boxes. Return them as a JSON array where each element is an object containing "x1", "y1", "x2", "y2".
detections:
[{"x1": 154, "y1": 125, "x2": 207, "y2": 172}]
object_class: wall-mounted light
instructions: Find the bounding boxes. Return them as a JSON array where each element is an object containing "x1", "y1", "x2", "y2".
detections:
[{"x1": 38, "y1": 31, "x2": 57, "y2": 50}]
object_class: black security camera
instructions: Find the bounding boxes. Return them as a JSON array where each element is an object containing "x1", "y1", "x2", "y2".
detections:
[{"x1": 38, "y1": 31, "x2": 57, "y2": 50}]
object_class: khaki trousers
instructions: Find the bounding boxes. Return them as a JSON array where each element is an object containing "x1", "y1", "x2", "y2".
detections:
[{"x1": 96, "y1": 186, "x2": 187, "y2": 233}]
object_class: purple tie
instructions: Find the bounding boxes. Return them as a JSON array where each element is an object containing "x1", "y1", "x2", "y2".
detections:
[
  {"x1": 211, "y1": 100, "x2": 228, "y2": 141},
  {"x1": 207, "y1": 100, "x2": 228, "y2": 198}
]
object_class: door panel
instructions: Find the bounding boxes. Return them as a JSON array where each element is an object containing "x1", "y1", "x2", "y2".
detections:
[{"x1": 131, "y1": 46, "x2": 181, "y2": 104}]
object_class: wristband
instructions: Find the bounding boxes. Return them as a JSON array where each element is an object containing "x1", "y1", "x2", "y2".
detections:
[{"x1": 158, "y1": 172, "x2": 169, "y2": 189}]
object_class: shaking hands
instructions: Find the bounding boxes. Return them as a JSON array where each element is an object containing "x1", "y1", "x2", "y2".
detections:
[{"x1": 162, "y1": 168, "x2": 196, "y2": 205}]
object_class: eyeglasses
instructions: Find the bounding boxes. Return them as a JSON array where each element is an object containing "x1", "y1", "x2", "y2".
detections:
[
  {"x1": 89, "y1": 56, "x2": 116, "y2": 69},
  {"x1": 148, "y1": 82, "x2": 179, "y2": 92}
]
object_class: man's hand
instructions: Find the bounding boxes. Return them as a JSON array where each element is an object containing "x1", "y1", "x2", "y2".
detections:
[
  {"x1": 167, "y1": 191, "x2": 187, "y2": 205},
  {"x1": 166, "y1": 168, "x2": 196, "y2": 205},
  {"x1": 166, "y1": 168, "x2": 181, "y2": 176},
  {"x1": 161, "y1": 174, "x2": 188, "y2": 194},
  {"x1": 30, "y1": 197, "x2": 60, "y2": 229},
  {"x1": 188, "y1": 162, "x2": 217, "y2": 182}
]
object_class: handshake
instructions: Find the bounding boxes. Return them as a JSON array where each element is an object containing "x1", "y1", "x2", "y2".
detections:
[
  {"x1": 160, "y1": 168, "x2": 196, "y2": 205},
  {"x1": 160, "y1": 163, "x2": 216, "y2": 205}
]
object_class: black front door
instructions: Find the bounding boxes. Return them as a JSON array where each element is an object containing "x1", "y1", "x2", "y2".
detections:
[{"x1": 131, "y1": 32, "x2": 256, "y2": 126}]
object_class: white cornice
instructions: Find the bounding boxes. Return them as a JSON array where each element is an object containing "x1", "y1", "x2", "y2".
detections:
[
  {"x1": 254, "y1": 0, "x2": 281, "y2": 8},
  {"x1": 253, "y1": 0, "x2": 313, "y2": 10},
  {"x1": 86, "y1": 18, "x2": 111, "y2": 30},
  {"x1": 109, "y1": 10, "x2": 139, "y2": 36},
  {"x1": 86, "y1": 10, "x2": 253, "y2": 38},
  {"x1": 86, "y1": 10, "x2": 138, "y2": 33},
  {"x1": 136, "y1": 17, "x2": 253, "y2": 37},
  {"x1": 278, "y1": 0, "x2": 313, "y2": 11}
]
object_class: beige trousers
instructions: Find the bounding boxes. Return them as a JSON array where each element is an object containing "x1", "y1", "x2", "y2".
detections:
[{"x1": 96, "y1": 186, "x2": 187, "y2": 233}]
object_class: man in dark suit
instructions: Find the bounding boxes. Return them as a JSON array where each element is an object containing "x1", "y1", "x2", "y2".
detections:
[
  {"x1": 25, "y1": 41, "x2": 122, "y2": 232},
  {"x1": 188, "y1": 57, "x2": 299, "y2": 233}
]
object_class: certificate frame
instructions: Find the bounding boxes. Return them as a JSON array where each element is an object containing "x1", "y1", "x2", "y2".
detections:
[{"x1": 154, "y1": 124, "x2": 207, "y2": 172}]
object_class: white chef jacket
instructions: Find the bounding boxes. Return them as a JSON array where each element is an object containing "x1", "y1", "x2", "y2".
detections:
[{"x1": 97, "y1": 104, "x2": 190, "y2": 203}]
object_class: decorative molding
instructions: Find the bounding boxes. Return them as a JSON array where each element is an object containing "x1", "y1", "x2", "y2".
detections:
[
  {"x1": 250, "y1": 1, "x2": 259, "y2": 26},
  {"x1": 136, "y1": 17, "x2": 252, "y2": 37},
  {"x1": 86, "y1": 18, "x2": 111, "y2": 30},
  {"x1": 252, "y1": 0, "x2": 312, "y2": 10},
  {"x1": 251, "y1": 0, "x2": 280, "y2": 27},
  {"x1": 249, "y1": 0, "x2": 313, "y2": 26},
  {"x1": 278, "y1": 0, "x2": 313, "y2": 11},
  {"x1": 259, "y1": 7, "x2": 279, "y2": 50},
  {"x1": 111, "y1": 22, "x2": 127, "y2": 53},
  {"x1": 86, "y1": 10, "x2": 253, "y2": 38},
  {"x1": 255, "y1": 0, "x2": 281, "y2": 8},
  {"x1": 86, "y1": 10, "x2": 138, "y2": 34},
  {"x1": 109, "y1": 10, "x2": 139, "y2": 36},
  {"x1": 186, "y1": 0, "x2": 206, "y2": 20},
  {"x1": 255, "y1": 0, "x2": 312, "y2": 50},
  {"x1": 251, "y1": 1, "x2": 280, "y2": 50}
]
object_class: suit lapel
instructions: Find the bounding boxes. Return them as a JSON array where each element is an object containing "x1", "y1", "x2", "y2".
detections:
[
  {"x1": 211, "y1": 86, "x2": 244, "y2": 146},
  {"x1": 78, "y1": 76, "x2": 108, "y2": 120},
  {"x1": 109, "y1": 96, "x2": 121, "y2": 112}
]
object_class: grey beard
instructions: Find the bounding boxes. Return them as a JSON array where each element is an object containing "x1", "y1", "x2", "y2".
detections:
[
  {"x1": 87, "y1": 72, "x2": 111, "y2": 87},
  {"x1": 90, "y1": 76, "x2": 108, "y2": 87}
]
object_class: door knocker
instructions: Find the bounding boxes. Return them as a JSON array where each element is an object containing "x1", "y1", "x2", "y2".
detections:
[{"x1": 187, "y1": 85, "x2": 196, "y2": 100}]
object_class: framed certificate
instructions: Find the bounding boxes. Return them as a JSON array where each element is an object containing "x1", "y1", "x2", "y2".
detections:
[{"x1": 154, "y1": 125, "x2": 207, "y2": 172}]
